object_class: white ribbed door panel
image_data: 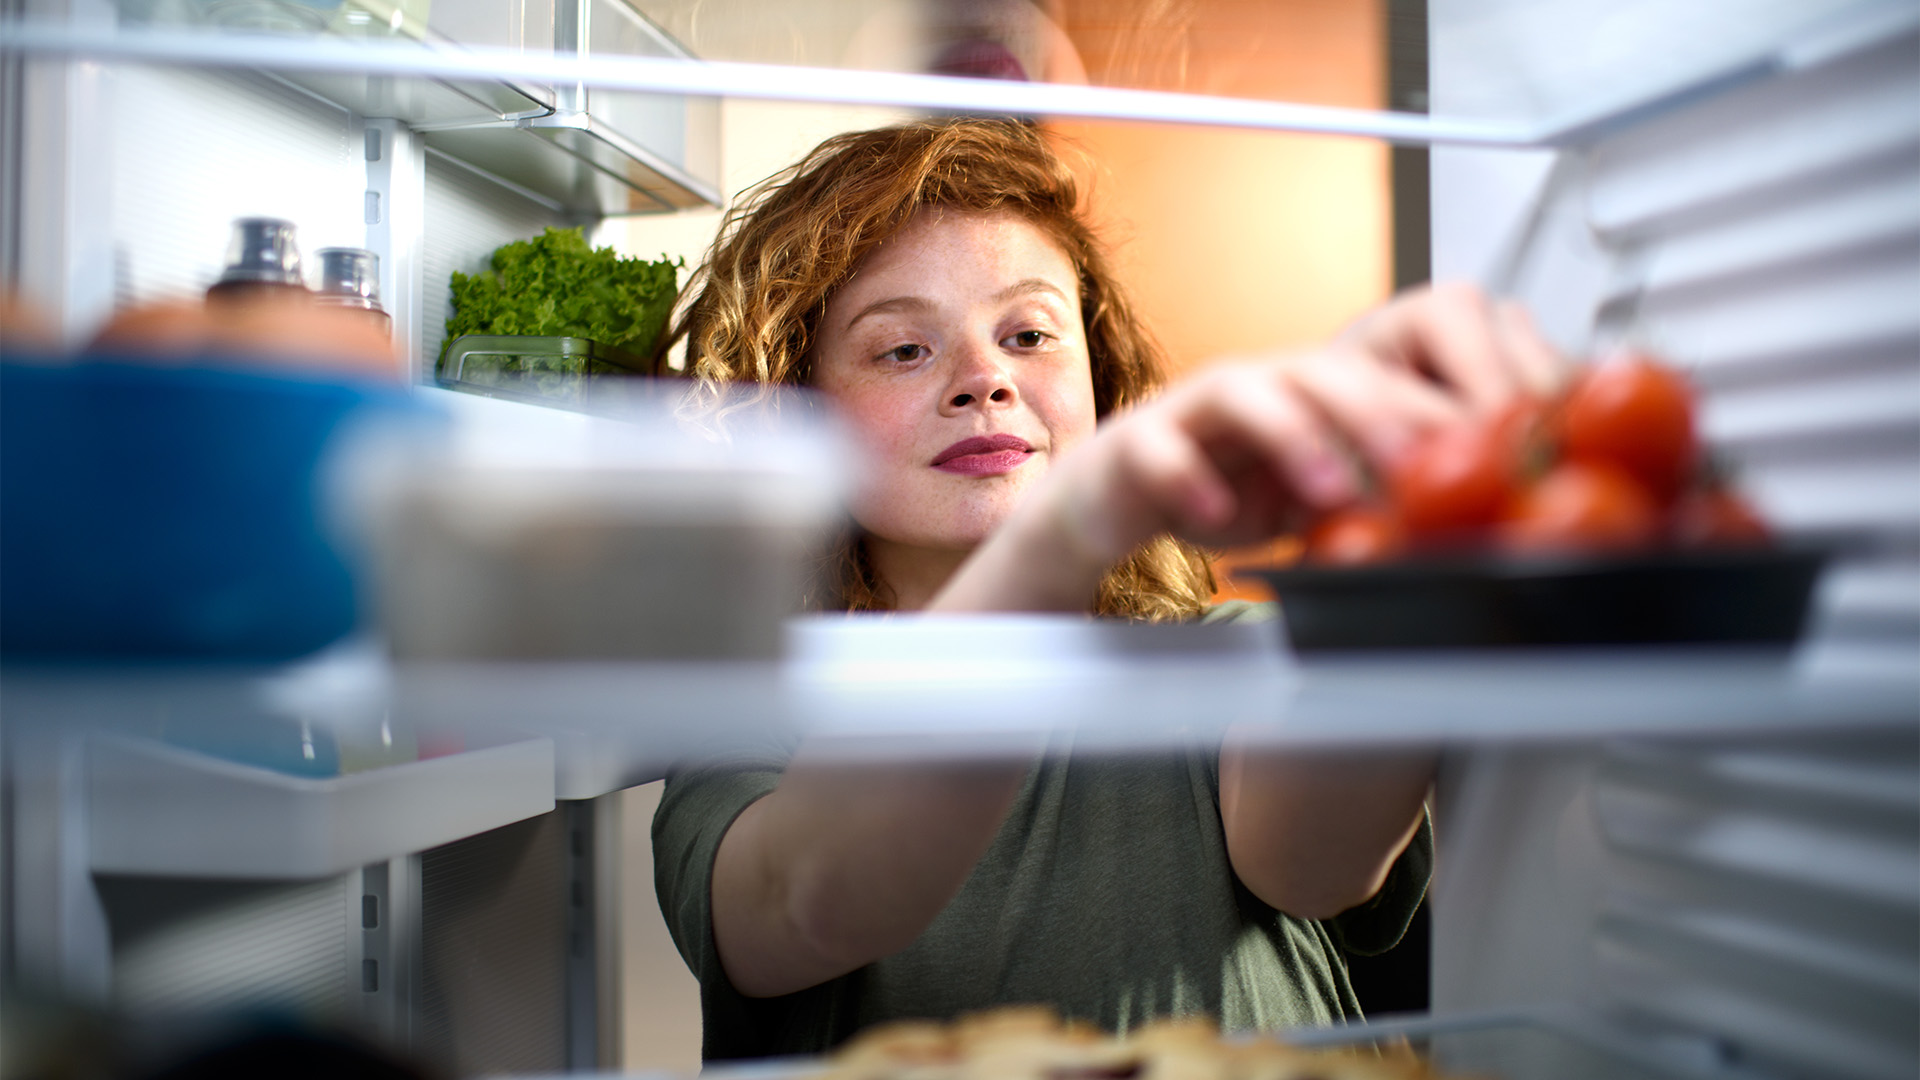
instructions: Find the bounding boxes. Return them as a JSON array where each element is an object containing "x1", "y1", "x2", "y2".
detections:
[
  {"x1": 1578, "y1": 31, "x2": 1920, "y2": 655},
  {"x1": 1460, "y1": 27, "x2": 1920, "y2": 656},
  {"x1": 1592, "y1": 731, "x2": 1918, "y2": 1080},
  {"x1": 108, "y1": 64, "x2": 365, "y2": 306},
  {"x1": 1432, "y1": 6, "x2": 1920, "y2": 1079},
  {"x1": 418, "y1": 152, "x2": 573, "y2": 373},
  {"x1": 100, "y1": 874, "x2": 356, "y2": 1019}
]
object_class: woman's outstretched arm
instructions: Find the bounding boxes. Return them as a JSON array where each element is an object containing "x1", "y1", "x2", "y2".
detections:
[
  {"x1": 1217, "y1": 743, "x2": 1435, "y2": 918},
  {"x1": 709, "y1": 287, "x2": 1558, "y2": 997},
  {"x1": 931, "y1": 284, "x2": 1557, "y2": 916},
  {"x1": 932, "y1": 284, "x2": 1563, "y2": 616}
]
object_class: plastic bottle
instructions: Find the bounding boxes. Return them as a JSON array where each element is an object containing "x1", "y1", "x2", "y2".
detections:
[
  {"x1": 206, "y1": 216, "x2": 309, "y2": 306},
  {"x1": 314, "y1": 247, "x2": 393, "y2": 340}
]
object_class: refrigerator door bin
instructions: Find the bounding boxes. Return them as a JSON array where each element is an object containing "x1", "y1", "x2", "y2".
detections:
[{"x1": 87, "y1": 732, "x2": 556, "y2": 879}]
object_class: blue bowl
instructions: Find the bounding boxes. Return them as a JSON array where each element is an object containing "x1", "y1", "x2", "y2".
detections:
[{"x1": 1, "y1": 356, "x2": 429, "y2": 661}]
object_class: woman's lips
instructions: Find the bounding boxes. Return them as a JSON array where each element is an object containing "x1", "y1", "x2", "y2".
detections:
[{"x1": 932, "y1": 434, "x2": 1035, "y2": 476}]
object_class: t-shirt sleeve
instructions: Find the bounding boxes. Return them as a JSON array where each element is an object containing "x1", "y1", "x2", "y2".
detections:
[
  {"x1": 1197, "y1": 731, "x2": 1432, "y2": 960},
  {"x1": 652, "y1": 736, "x2": 862, "y2": 1061},
  {"x1": 1200, "y1": 599, "x2": 1281, "y2": 625},
  {"x1": 1199, "y1": 600, "x2": 1432, "y2": 959},
  {"x1": 650, "y1": 745, "x2": 787, "y2": 1058},
  {"x1": 652, "y1": 752, "x2": 784, "y2": 996},
  {"x1": 1325, "y1": 809, "x2": 1433, "y2": 958}
]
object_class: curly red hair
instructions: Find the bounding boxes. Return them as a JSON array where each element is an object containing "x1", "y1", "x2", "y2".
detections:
[{"x1": 661, "y1": 118, "x2": 1214, "y2": 620}]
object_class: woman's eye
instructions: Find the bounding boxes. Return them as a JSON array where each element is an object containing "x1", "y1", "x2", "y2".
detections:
[
  {"x1": 1008, "y1": 330, "x2": 1047, "y2": 349},
  {"x1": 884, "y1": 343, "x2": 927, "y2": 363}
]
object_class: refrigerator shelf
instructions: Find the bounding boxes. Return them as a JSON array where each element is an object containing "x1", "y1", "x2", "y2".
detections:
[
  {"x1": 395, "y1": 627, "x2": 1918, "y2": 799},
  {"x1": 11, "y1": 620, "x2": 1910, "y2": 804},
  {"x1": 501, "y1": 1008, "x2": 1740, "y2": 1080}
]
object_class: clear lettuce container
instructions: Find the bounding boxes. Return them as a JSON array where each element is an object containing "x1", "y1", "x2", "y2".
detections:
[{"x1": 435, "y1": 334, "x2": 654, "y2": 410}]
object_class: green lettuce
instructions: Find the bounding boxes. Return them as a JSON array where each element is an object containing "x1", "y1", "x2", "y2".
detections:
[{"x1": 442, "y1": 227, "x2": 682, "y2": 366}]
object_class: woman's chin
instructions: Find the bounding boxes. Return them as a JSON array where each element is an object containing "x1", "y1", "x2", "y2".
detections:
[
  {"x1": 854, "y1": 481, "x2": 1037, "y2": 545},
  {"x1": 856, "y1": 509, "x2": 1016, "y2": 558}
]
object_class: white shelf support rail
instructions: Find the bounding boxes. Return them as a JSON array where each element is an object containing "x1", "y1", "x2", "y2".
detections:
[{"x1": 364, "y1": 117, "x2": 429, "y2": 381}]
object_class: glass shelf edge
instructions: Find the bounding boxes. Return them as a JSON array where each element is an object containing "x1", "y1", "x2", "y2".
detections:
[
  {"x1": 0, "y1": 20, "x2": 1533, "y2": 148},
  {"x1": 7, "y1": 6, "x2": 1912, "y2": 151}
]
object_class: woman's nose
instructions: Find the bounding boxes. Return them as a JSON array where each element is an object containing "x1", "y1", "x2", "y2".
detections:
[{"x1": 942, "y1": 341, "x2": 1017, "y2": 413}]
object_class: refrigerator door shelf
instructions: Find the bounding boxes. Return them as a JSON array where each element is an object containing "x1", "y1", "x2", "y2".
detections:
[{"x1": 88, "y1": 733, "x2": 556, "y2": 879}]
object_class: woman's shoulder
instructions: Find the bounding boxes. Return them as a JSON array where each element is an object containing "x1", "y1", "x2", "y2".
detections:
[{"x1": 1198, "y1": 599, "x2": 1280, "y2": 625}]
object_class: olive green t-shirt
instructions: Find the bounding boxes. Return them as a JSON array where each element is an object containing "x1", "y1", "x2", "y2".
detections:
[{"x1": 652, "y1": 602, "x2": 1433, "y2": 1062}]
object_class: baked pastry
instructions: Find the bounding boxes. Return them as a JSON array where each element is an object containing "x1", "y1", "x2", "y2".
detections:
[{"x1": 822, "y1": 1006, "x2": 1462, "y2": 1080}]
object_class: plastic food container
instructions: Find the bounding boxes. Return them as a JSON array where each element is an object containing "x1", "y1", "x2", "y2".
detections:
[
  {"x1": 355, "y1": 384, "x2": 850, "y2": 661},
  {"x1": 1244, "y1": 548, "x2": 1827, "y2": 652},
  {"x1": 436, "y1": 333, "x2": 653, "y2": 412}
]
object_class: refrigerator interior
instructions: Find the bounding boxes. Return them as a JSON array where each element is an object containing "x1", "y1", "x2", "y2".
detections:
[
  {"x1": 1427, "y1": 2, "x2": 1918, "y2": 1078},
  {"x1": 2, "y1": 1, "x2": 1917, "y2": 1077}
]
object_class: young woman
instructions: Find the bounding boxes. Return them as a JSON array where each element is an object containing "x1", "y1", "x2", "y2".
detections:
[{"x1": 652, "y1": 118, "x2": 1560, "y2": 1061}]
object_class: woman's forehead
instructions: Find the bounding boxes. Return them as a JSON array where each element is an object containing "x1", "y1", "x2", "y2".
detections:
[{"x1": 834, "y1": 208, "x2": 1081, "y2": 310}]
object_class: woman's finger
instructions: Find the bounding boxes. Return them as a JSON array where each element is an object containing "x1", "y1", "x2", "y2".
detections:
[
  {"x1": 1346, "y1": 283, "x2": 1517, "y2": 415},
  {"x1": 1282, "y1": 346, "x2": 1466, "y2": 466},
  {"x1": 1166, "y1": 367, "x2": 1359, "y2": 512},
  {"x1": 1112, "y1": 411, "x2": 1240, "y2": 534},
  {"x1": 1494, "y1": 300, "x2": 1568, "y2": 398}
]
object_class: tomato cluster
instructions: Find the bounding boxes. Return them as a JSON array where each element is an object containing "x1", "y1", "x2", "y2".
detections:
[{"x1": 1305, "y1": 352, "x2": 1769, "y2": 565}]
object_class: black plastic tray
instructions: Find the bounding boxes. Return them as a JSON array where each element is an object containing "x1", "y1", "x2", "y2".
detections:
[{"x1": 1243, "y1": 547, "x2": 1826, "y2": 651}]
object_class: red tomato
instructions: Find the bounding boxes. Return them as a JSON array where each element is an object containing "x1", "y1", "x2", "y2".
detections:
[
  {"x1": 1306, "y1": 505, "x2": 1406, "y2": 565},
  {"x1": 1673, "y1": 487, "x2": 1771, "y2": 548},
  {"x1": 1498, "y1": 460, "x2": 1661, "y2": 555},
  {"x1": 1495, "y1": 395, "x2": 1549, "y2": 448},
  {"x1": 1502, "y1": 393, "x2": 1562, "y2": 471},
  {"x1": 1561, "y1": 353, "x2": 1698, "y2": 503},
  {"x1": 1387, "y1": 421, "x2": 1519, "y2": 543}
]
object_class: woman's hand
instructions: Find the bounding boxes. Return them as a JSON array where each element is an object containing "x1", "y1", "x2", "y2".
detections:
[
  {"x1": 1339, "y1": 280, "x2": 1566, "y2": 415},
  {"x1": 932, "y1": 283, "x2": 1566, "y2": 613}
]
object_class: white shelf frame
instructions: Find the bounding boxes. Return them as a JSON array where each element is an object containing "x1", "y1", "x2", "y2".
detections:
[{"x1": 4, "y1": 2, "x2": 1916, "y2": 153}]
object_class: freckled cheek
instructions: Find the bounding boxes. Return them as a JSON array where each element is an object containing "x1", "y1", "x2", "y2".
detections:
[
  {"x1": 828, "y1": 386, "x2": 942, "y2": 539},
  {"x1": 829, "y1": 384, "x2": 928, "y2": 479},
  {"x1": 1026, "y1": 379, "x2": 1098, "y2": 457}
]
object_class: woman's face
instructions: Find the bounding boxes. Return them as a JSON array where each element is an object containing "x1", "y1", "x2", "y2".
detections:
[{"x1": 813, "y1": 209, "x2": 1099, "y2": 554}]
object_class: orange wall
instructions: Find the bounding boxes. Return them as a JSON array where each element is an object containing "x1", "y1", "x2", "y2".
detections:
[
  {"x1": 1045, "y1": 0, "x2": 1390, "y2": 378},
  {"x1": 1041, "y1": 0, "x2": 1390, "y2": 592}
]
